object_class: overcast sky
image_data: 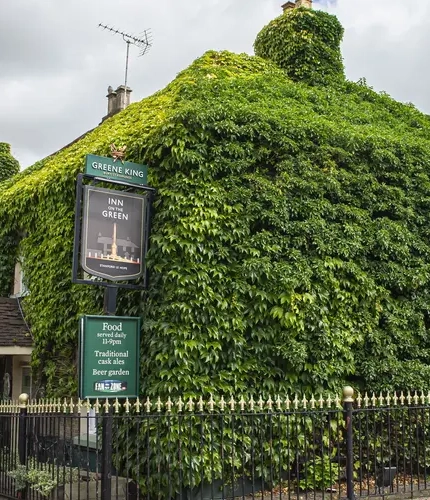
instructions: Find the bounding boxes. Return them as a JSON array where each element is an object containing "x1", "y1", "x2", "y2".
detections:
[{"x1": 1, "y1": 0, "x2": 429, "y2": 169}]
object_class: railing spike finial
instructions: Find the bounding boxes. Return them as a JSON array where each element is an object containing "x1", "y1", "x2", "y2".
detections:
[
  {"x1": 276, "y1": 395, "x2": 282, "y2": 411},
  {"x1": 145, "y1": 397, "x2": 152, "y2": 413},
  {"x1": 239, "y1": 396, "x2": 246, "y2": 412},
  {"x1": 407, "y1": 391, "x2": 412, "y2": 405},
  {"x1": 370, "y1": 392, "x2": 377, "y2": 407},
  {"x1": 309, "y1": 394, "x2": 316, "y2": 409},
  {"x1": 385, "y1": 392, "x2": 391, "y2": 407},
  {"x1": 198, "y1": 396, "x2": 204, "y2": 413},
  {"x1": 293, "y1": 394, "x2": 299, "y2": 410},
  {"x1": 378, "y1": 392, "x2": 384, "y2": 407},
  {"x1": 363, "y1": 392, "x2": 369, "y2": 408},
  {"x1": 156, "y1": 397, "x2": 162, "y2": 412},
  {"x1": 166, "y1": 396, "x2": 173, "y2": 413},
  {"x1": 356, "y1": 392, "x2": 362, "y2": 408},
  {"x1": 285, "y1": 395, "x2": 291, "y2": 410},
  {"x1": 249, "y1": 395, "x2": 255, "y2": 412},
  {"x1": 399, "y1": 391, "x2": 405, "y2": 405},
  {"x1": 134, "y1": 397, "x2": 142, "y2": 414},
  {"x1": 318, "y1": 394, "x2": 324, "y2": 409},
  {"x1": 413, "y1": 391, "x2": 419, "y2": 405},
  {"x1": 420, "y1": 391, "x2": 425, "y2": 405},
  {"x1": 103, "y1": 398, "x2": 111, "y2": 414},
  {"x1": 229, "y1": 396, "x2": 236, "y2": 412},
  {"x1": 219, "y1": 396, "x2": 226, "y2": 411},
  {"x1": 176, "y1": 396, "x2": 184, "y2": 413},
  {"x1": 301, "y1": 395, "x2": 307, "y2": 409},
  {"x1": 258, "y1": 396, "x2": 264, "y2": 411},
  {"x1": 94, "y1": 398, "x2": 101, "y2": 414},
  {"x1": 186, "y1": 397, "x2": 194, "y2": 412},
  {"x1": 124, "y1": 398, "x2": 131, "y2": 414},
  {"x1": 393, "y1": 391, "x2": 398, "y2": 406},
  {"x1": 208, "y1": 394, "x2": 215, "y2": 412},
  {"x1": 113, "y1": 398, "x2": 120, "y2": 413}
]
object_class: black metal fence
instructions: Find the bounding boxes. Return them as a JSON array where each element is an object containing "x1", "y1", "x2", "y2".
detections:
[{"x1": 0, "y1": 389, "x2": 429, "y2": 500}]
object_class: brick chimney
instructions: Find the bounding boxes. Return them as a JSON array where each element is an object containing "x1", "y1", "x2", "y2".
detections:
[{"x1": 102, "y1": 85, "x2": 132, "y2": 122}]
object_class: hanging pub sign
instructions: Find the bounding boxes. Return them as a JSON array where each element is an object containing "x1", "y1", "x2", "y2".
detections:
[{"x1": 81, "y1": 185, "x2": 146, "y2": 281}]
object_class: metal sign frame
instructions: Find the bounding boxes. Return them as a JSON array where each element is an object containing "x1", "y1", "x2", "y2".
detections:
[{"x1": 72, "y1": 173, "x2": 155, "y2": 290}]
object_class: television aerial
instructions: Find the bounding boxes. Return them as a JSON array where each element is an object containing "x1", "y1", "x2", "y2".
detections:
[{"x1": 98, "y1": 23, "x2": 152, "y2": 93}]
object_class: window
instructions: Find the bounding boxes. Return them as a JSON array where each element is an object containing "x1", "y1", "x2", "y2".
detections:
[
  {"x1": 21, "y1": 366, "x2": 32, "y2": 398},
  {"x1": 11, "y1": 259, "x2": 28, "y2": 298}
]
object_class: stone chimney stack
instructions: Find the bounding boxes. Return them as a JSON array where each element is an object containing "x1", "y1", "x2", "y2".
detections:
[
  {"x1": 282, "y1": 0, "x2": 312, "y2": 10},
  {"x1": 102, "y1": 85, "x2": 132, "y2": 122},
  {"x1": 295, "y1": 0, "x2": 312, "y2": 8},
  {"x1": 282, "y1": 1, "x2": 295, "y2": 11}
]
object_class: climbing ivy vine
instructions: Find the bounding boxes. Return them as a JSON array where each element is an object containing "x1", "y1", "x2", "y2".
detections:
[
  {"x1": 254, "y1": 7, "x2": 344, "y2": 85},
  {"x1": 0, "y1": 12, "x2": 430, "y2": 400}
]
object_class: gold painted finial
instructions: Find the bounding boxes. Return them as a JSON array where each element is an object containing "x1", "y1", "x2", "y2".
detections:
[
  {"x1": 343, "y1": 386, "x2": 354, "y2": 403},
  {"x1": 110, "y1": 144, "x2": 127, "y2": 163},
  {"x1": 19, "y1": 393, "x2": 29, "y2": 408}
]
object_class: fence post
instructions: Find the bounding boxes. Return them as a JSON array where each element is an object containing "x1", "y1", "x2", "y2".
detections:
[
  {"x1": 18, "y1": 393, "x2": 29, "y2": 500},
  {"x1": 343, "y1": 386, "x2": 355, "y2": 500},
  {"x1": 18, "y1": 393, "x2": 29, "y2": 465}
]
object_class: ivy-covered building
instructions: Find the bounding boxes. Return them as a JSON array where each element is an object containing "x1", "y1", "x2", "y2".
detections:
[
  {"x1": 0, "y1": 144, "x2": 33, "y2": 400},
  {"x1": 2, "y1": 3, "x2": 430, "y2": 399}
]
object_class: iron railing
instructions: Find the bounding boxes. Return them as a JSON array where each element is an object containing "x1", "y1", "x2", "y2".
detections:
[{"x1": 0, "y1": 388, "x2": 429, "y2": 499}]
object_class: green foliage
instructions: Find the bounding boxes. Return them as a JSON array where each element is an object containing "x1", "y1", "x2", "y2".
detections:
[
  {"x1": 0, "y1": 143, "x2": 19, "y2": 182},
  {"x1": 1, "y1": 48, "x2": 430, "y2": 396},
  {"x1": 254, "y1": 8, "x2": 345, "y2": 85},
  {"x1": 115, "y1": 406, "x2": 344, "y2": 497},
  {"x1": 6, "y1": 454, "x2": 80, "y2": 497},
  {"x1": 298, "y1": 455, "x2": 341, "y2": 491}
]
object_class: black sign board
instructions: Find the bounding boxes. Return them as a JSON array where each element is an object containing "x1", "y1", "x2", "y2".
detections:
[{"x1": 81, "y1": 186, "x2": 146, "y2": 281}]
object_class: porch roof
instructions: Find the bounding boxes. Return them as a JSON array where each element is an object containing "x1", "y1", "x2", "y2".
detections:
[{"x1": 0, "y1": 298, "x2": 32, "y2": 347}]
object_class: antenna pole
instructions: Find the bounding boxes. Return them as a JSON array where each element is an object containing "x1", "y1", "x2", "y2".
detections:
[
  {"x1": 124, "y1": 39, "x2": 131, "y2": 103},
  {"x1": 98, "y1": 23, "x2": 152, "y2": 99}
]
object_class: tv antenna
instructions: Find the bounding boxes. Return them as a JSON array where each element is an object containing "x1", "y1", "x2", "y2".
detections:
[{"x1": 98, "y1": 23, "x2": 152, "y2": 93}]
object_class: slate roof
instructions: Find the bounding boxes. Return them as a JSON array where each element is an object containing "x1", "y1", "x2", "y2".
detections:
[{"x1": 0, "y1": 298, "x2": 32, "y2": 347}]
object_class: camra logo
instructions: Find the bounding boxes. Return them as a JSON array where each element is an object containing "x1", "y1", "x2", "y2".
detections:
[
  {"x1": 81, "y1": 186, "x2": 146, "y2": 281},
  {"x1": 94, "y1": 380, "x2": 128, "y2": 393}
]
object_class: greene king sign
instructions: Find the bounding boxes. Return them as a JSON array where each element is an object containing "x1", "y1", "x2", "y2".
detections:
[
  {"x1": 81, "y1": 186, "x2": 146, "y2": 281},
  {"x1": 85, "y1": 154, "x2": 148, "y2": 186}
]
